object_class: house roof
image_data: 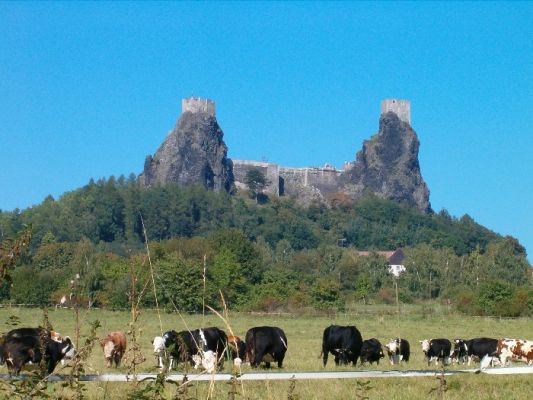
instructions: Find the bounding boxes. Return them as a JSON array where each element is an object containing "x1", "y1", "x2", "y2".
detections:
[{"x1": 357, "y1": 248, "x2": 405, "y2": 265}]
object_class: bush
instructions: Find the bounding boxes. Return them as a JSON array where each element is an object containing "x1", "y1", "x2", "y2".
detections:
[
  {"x1": 10, "y1": 266, "x2": 59, "y2": 305},
  {"x1": 476, "y1": 281, "x2": 513, "y2": 316},
  {"x1": 376, "y1": 288, "x2": 395, "y2": 304},
  {"x1": 311, "y1": 279, "x2": 345, "y2": 311}
]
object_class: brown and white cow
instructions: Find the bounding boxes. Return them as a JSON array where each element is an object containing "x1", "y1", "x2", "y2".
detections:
[
  {"x1": 100, "y1": 331, "x2": 127, "y2": 368},
  {"x1": 494, "y1": 338, "x2": 533, "y2": 366},
  {"x1": 227, "y1": 335, "x2": 246, "y2": 366}
]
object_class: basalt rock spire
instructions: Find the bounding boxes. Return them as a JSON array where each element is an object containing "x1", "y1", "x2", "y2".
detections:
[
  {"x1": 141, "y1": 98, "x2": 234, "y2": 192},
  {"x1": 340, "y1": 110, "x2": 431, "y2": 213}
]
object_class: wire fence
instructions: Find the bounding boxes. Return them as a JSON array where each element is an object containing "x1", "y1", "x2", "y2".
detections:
[
  {"x1": 1, "y1": 366, "x2": 533, "y2": 383},
  {"x1": 0, "y1": 303, "x2": 532, "y2": 321}
]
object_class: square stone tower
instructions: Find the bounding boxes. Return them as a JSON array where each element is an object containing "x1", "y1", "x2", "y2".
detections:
[
  {"x1": 182, "y1": 97, "x2": 216, "y2": 116},
  {"x1": 381, "y1": 99, "x2": 410, "y2": 125}
]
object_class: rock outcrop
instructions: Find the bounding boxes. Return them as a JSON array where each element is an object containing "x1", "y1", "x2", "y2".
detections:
[
  {"x1": 140, "y1": 98, "x2": 431, "y2": 213},
  {"x1": 141, "y1": 106, "x2": 234, "y2": 192},
  {"x1": 339, "y1": 111, "x2": 431, "y2": 212}
]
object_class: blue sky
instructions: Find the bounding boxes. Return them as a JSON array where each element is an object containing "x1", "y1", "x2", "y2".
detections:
[{"x1": 1, "y1": 2, "x2": 532, "y2": 259}]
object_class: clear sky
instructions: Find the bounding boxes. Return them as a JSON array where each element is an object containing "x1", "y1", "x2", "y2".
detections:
[{"x1": 1, "y1": 2, "x2": 532, "y2": 259}]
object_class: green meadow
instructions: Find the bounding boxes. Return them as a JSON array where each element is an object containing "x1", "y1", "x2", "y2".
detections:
[{"x1": 1, "y1": 305, "x2": 533, "y2": 399}]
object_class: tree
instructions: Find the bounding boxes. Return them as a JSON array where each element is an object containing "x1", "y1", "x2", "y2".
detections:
[
  {"x1": 245, "y1": 169, "x2": 270, "y2": 202},
  {"x1": 311, "y1": 278, "x2": 344, "y2": 310},
  {"x1": 355, "y1": 273, "x2": 371, "y2": 304}
]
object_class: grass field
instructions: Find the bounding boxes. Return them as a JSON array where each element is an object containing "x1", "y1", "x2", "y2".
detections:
[{"x1": 1, "y1": 305, "x2": 533, "y2": 399}]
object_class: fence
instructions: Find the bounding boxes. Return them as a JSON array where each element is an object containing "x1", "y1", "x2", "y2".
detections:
[{"x1": 1, "y1": 366, "x2": 533, "y2": 383}]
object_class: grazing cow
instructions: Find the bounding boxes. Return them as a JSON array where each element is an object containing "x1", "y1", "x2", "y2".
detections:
[
  {"x1": 227, "y1": 335, "x2": 246, "y2": 366},
  {"x1": 384, "y1": 338, "x2": 410, "y2": 365},
  {"x1": 493, "y1": 338, "x2": 533, "y2": 366},
  {"x1": 245, "y1": 326, "x2": 287, "y2": 368},
  {"x1": 1, "y1": 327, "x2": 75, "y2": 374},
  {"x1": 360, "y1": 338, "x2": 385, "y2": 365},
  {"x1": 451, "y1": 338, "x2": 499, "y2": 366},
  {"x1": 320, "y1": 325, "x2": 363, "y2": 367},
  {"x1": 50, "y1": 330, "x2": 76, "y2": 366},
  {"x1": 420, "y1": 338, "x2": 452, "y2": 366},
  {"x1": 100, "y1": 331, "x2": 127, "y2": 368},
  {"x1": 162, "y1": 327, "x2": 227, "y2": 371},
  {"x1": 152, "y1": 336, "x2": 166, "y2": 368}
]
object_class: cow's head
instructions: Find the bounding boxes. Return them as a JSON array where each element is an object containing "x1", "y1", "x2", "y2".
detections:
[
  {"x1": 420, "y1": 339, "x2": 431, "y2": 354},
  {"x1": 61, "y1": 336, "x2": 76, "y2": 361},
  {"x1": 100, "y1": 339, "x2": 116, "y2": 368},
  {"x1": 385, "y1": 339, "x2": 398, "y2": 355},
  {"x1": 334, "y1": 348, "x2": 351, "y2": 365},
  {"x1": 152, "y1": 336, "x2": 165, "y2": 354}
]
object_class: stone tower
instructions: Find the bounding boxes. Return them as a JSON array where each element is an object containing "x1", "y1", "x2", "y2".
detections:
[
  {"x1": 182, "y1": 97, "x2": 216, "y2": 116},
  {"x1": 381, "y1": 99, "x2": 411, "y2": 125}
]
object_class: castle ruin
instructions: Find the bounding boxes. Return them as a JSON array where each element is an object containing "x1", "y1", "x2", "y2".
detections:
[
  {"x1": 234, "y1": 99, "x2": 413, "y2": 197},
  {"x1": 143, "y1": 96, "x2": 430, "y2": 212},
  {"x1": 182, "y1": 97, "x2": 216, "y2": 116},
  {"x1": 381, "y1": 99, "x2": 410, "y2": 124}
]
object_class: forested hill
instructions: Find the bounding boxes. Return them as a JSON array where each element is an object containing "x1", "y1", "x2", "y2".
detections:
[
  {"x1": 0, "y1": 176, "x2": 530, "y2": 316},
  {"x1": 1, "y1": 175, "x2": 500, "y2": 254}
]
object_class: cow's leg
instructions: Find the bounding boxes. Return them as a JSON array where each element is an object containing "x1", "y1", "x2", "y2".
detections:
[
  {"x1": 252, "y1": 350, "x2": 264, "y2": 368},
  {"x1": 276, "y1": 352, "x2": 285, "y2": 368},
  {"x1": 322, "y1": 349, "x2": 329, "y2": 366},
  {"x1": 351, "y1": 355, "x2": 358, "y2": 367}
]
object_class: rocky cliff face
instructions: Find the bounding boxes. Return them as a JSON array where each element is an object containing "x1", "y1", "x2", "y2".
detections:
[
  {"x1": 340, "y1": 111, "x2": 431, "y2": 212},
  {"x1": 141, "y1": 110, "x2": 234, "y2": 192}
]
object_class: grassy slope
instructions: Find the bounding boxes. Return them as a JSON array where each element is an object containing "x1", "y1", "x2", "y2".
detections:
[{"x1": 1, "y1": 306, "x2": 533, "y2": 399}]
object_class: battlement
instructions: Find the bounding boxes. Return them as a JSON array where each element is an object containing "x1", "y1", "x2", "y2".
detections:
[
  {"x1": 182, "y1": 97, "x2": 216, "y2": 116},
  {"x1": 381, "y1": 99, "x2": 410, "y2": 124}
]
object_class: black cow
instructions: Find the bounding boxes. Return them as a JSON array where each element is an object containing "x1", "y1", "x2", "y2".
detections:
[
  {"x1": 452, "y1": 338, "x2": 499, "y2": 366},
  {"x1": 1, "y1": 327, "x2": 75, "y2": 374},
  {"x1": 245, "y1": 326, "x2": 287, "y2": 368},
  {"x1": 321, "y1": 325, "x2": 363, "y2": 366},
  {"x1": 384, "y1": 338, "x2": 410, "y2": 364},
  {"x1": 420, "y1": 338, "x2": 452, "y2": 366},
  {"x1": 227, "y1": 335, "x2": 246, "y2": 362},
  {"x1": 162, "y1": 327, "x2": 227, "y2": 370},
  {"x1": 360, "y1": 338, "x2": 385, "y2": 365}
]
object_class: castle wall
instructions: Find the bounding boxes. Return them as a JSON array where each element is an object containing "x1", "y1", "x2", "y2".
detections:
[
  {"x1": 182, "y1": 97, "x2": 216, "y2": 116},
  {"x1": 232, "y1": 160, "x2": 280, "y2": 195},
  {"x1": 280, "y1": 166, "x2": 341, "y2": 195},
  {"x1": 381, "y1": 99, "x2": 410, "y2": 124}
]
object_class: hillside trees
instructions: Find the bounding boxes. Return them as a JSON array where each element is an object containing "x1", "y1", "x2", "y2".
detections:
[{"x1": 0, "y1": 181, "x2": 530, "y2": 315}]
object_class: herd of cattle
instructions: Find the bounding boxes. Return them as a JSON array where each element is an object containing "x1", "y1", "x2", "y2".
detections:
[{"x1": 1, "y1": 324, "x2": 533, "y2": 375}]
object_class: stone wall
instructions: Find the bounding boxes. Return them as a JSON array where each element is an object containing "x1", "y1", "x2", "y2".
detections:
[
  {"x1": 279, "y1": 166, "x2": 341, "y2": 195},
  {"x1": 233, "y1": 160, "x2": 342, "y2": 197},
  {"x1": 232, "y1": 160, "x2": 280, "y2": 195}
]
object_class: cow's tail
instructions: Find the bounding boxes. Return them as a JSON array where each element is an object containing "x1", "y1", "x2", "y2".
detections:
[{"x1": 279, "y1": 335, "x2": 287, "y2": 350}]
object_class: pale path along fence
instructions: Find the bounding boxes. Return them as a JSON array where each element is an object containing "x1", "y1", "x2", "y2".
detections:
[{"x1": 1, "y1": 367, "x2": 533, "y2": 382}]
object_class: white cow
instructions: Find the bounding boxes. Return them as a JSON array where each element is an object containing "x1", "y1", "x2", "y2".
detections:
[{"x1": 152, "y1": 336, "x2": 167, "y2": 369}]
